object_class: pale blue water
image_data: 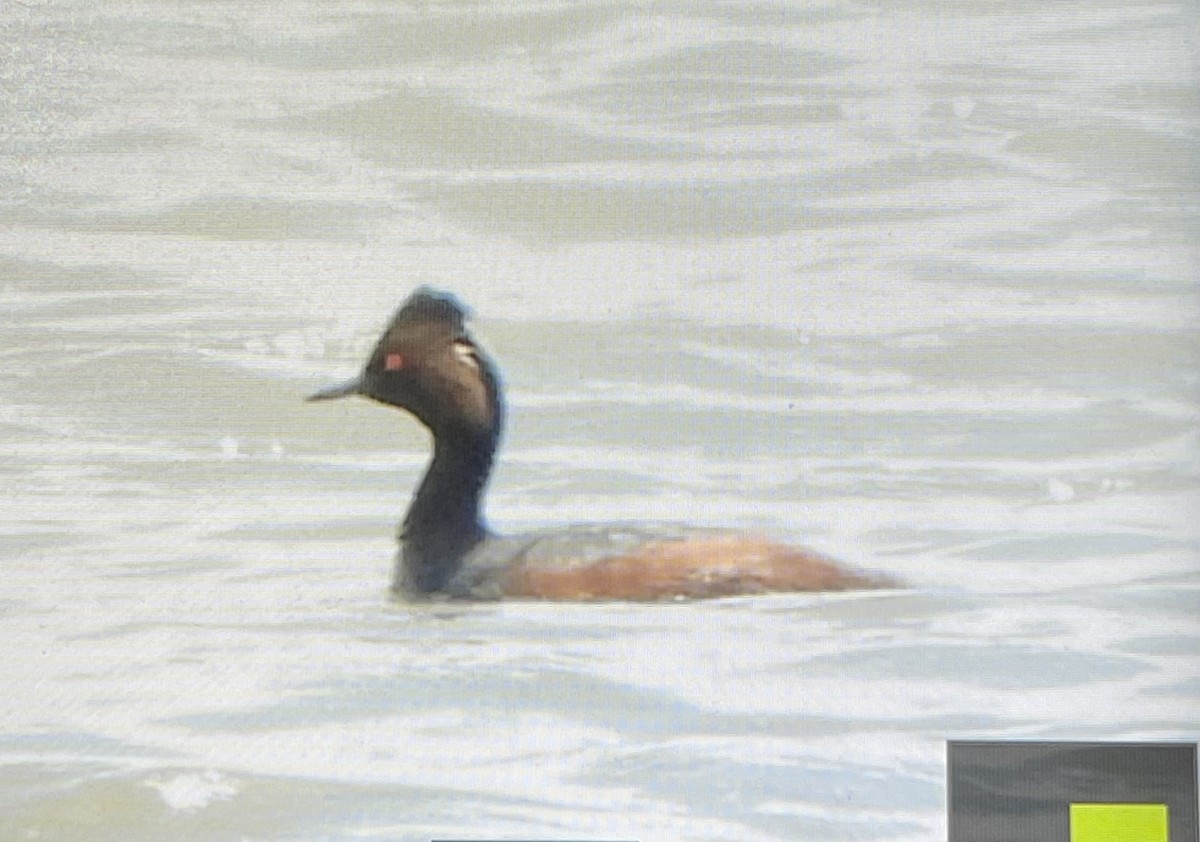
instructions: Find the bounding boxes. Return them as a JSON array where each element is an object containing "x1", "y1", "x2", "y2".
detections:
[{"x1": 1, "y1": 2, "x2": 1197, "y2": 840}]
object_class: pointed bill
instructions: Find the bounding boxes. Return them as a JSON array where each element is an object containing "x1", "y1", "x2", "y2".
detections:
[{"x1": 305, "y1": 376, "x2": 363, "y2": 402}]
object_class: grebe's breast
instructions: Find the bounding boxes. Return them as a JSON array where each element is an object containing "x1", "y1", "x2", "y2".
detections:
[{"x1": 442, "y1": 524, "x2": 893, "y2": 601}]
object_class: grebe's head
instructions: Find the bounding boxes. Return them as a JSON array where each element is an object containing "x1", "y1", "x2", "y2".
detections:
[{"x1": 307, "y1": 288, "x2": 502, "y2": 441}]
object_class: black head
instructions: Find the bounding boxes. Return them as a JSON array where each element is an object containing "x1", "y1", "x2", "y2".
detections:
[{"x1": 307, "y1": 288, "x2": 503, "y2": 442}]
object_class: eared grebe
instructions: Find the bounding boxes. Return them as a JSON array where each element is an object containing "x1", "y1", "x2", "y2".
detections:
[{"x1": 308, "y1": 288, "x2": 894, "y2": 600}]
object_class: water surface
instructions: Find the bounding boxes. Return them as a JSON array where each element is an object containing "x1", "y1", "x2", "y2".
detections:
[{"x1": 1, "y1": 1, "x2": 1197, "y2": 840}]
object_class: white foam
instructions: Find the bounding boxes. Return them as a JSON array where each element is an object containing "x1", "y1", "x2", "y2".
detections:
[{"x1": 144, "y1": 770, "x2": 238, "y2": 813}]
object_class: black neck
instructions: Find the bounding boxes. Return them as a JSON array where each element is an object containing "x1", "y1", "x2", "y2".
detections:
[{"x1": 397, "y1": 429, "x2": 497, "y2": 594}]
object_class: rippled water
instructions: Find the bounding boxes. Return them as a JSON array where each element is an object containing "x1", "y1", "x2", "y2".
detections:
[{"x1": 2, "y1": 1, "x2": 1198, "y2": 840}]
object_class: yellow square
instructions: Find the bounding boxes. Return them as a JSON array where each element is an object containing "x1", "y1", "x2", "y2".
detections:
[{"x1": 1070, "y1": 803, "x2": 1169, "y2": 842}]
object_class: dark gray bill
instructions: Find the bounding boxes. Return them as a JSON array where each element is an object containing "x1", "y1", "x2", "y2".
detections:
[{"x1": 305, "y1": 376, "x2": 362, "y2": 402}]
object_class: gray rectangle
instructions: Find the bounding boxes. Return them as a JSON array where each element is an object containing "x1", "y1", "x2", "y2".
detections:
[{"x1": 947, "y1": 741, "x2": 1197, "y2": 842}]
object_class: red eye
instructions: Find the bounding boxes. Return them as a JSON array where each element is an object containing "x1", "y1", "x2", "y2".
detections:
[{"x1": 384, "y1": 353, "x2": 404, "y2": 371}]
